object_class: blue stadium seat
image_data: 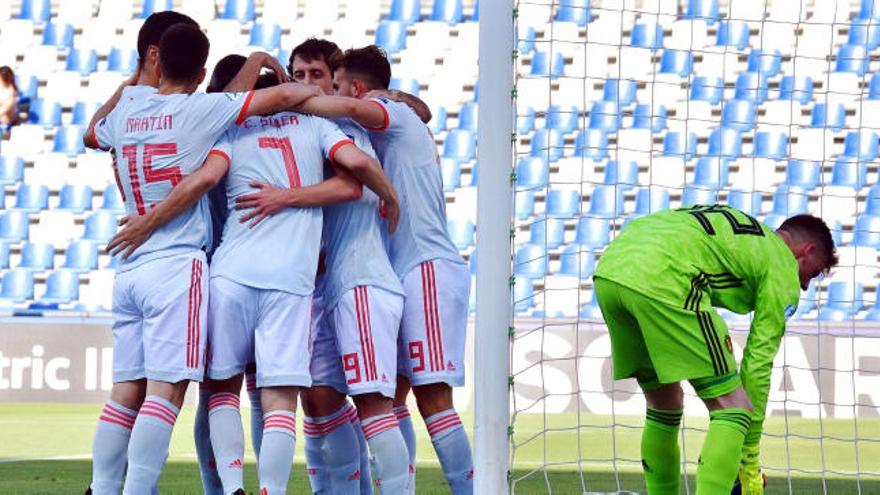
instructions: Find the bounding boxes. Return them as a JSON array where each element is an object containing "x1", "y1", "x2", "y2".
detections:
[
  {"x1": 62, "y1": 240, "x2": 99, "y2": 272},
  {"x1": 588, "y1": 101, "x2": 620, "y2": 132},
  {"x1": 693, "y1": 157, "x2": 730, "y2": 188},
  {"x1": 684, "y1": 0, "x2": 719, "y2": 22},
  {"x1": 603, "y1": 160, "x2": 639, "y2": 188},
  {"x1": 39, "y1": 270, "x2": 80, "y2": 304},
  {"x1": 819, "y1": 281, "x2": 865, "y2": 319},
  {"x1": 83, "y1": 211, "x2": 118, "y2": 243},
  {"x1": 860, "y1": 0, "x2": 880, "y2": 20},
  {"x1": 442, "y1": 129, "x2": 476, "y2": 161},
  {"x1": 754, "y1": 131, "x2": 789, "y2": 160},
  {"x1": 0, "y1": 157, "x2": 24, "y2": 186},
  {"x1": 785, "y1": 160, "x2": 821, "y2": 190},
  {"x1": 516, "y1": 107, "x2": 536, "y2": 135},
  {"x1": 530, "y1": 51, "x2": 565, "y2": 79},
  {"x1": 556, "y1": 0, "x2": 592, "y2": 26},
  {"x1": 721, "y1": 100, "x2": 756, "y2": 131},
  {"x1": 545, "y1": 104, "x2": 579, "y2": 133},
  {"x1": 0, "y1": 243, "x2": 8, "y2": 269},
  {"x1": 0, "y1": 269, "x2": 34, "y2": 302},
  {"x1": 843, "y1": 131, "x2": 879, "y2": 161},
  {"x1": 518, "y1": 27, "x2": 536, "y2": 55},
  {"x1": 223, "y1": 0, "x2": 256, "y2": 22},
  {"x1": 66, "y1": 49, "x2": 98, "y2": 75},
  {"x1": 810, "y1": 103, "x2": 846, "y2": 131},
  {"x1": 634, "y1": 187, "x2": 670, "y2": 215},
  {"x1": 769, "y1": 186, "x2": 809, "y2": 218},
  {"x1": 575, "y1": 217, "x2": 611, "y2": 248},
  {"x1": 141, "y1": 0, "x2": 173, "y2": 17},
  {"x1": 15, "y1": 184, "x2": 49, "y2": 212},
  {"x1": 707, "y1": 127, "x2": 741, "y2": 158},
  {"x1": 659, "y1": 50, "x2": 694, "y2": 77},
  {"x1": 389, "y1": 0, "x2": 421, "y2": 24},
  {"x1": 603, "y1": 79, "x2": 637, "y2": 106},
  {"x1": 72, "y1": 101, "x2": 100, "y2": 125},
  {"x1": 19, "y1": 0, "x2": 50, "y2": 22},
  {"x1": 390, "y1": 78, "x2": 420, "y2": 96},
  {"x1": 529, "y1": 129, "x2": 564, "y2": 162},
  {"x1": 249, "y1": 23, "x2": 281, "y2": 51},
  {"x1": 429, "y1": 105, "x2": 448, "y2": 134},
  {"x1": 848, "y1": 19, "x2": 880, "y2": 50},
  {"x1": 431, "y1": 0, "x2": 463, "y2": 23},
  {"x1": 528, "y1": 218, "x2": 566, "y2": 249},
  {"x1": 471, "y1": 0, "x2": 479, "y2": 21},
  {"x1": 681, "y1": 186, "x2": 717, "y2": 207},
  {"x1": 58, "y1": 184, "x2": 93, "y2": 213},
  {"x1": 375, "y1": 20, "x2": 408, "y2": 53},
  {"x1": 663, "y1": 131, "x2": 697, "y2": 159},
  {"x1": 867, "y1": 184, "x2": 880, "y2": 214},
  {"x1": 515, "y1": 157, "x2": 549, "y2": 188},
  {"x1": 579, "y1": 291, "x2": 603, "y2": 319},
  {"x1": 19, "y1": 241, "x2": 54, "y2": 271},
  {"x1": 513, "y1": 276, "x2": 534, "y2": 314},
  {"x1": 102, "y1": 185, "x2": 125, "y2": 212},
  {"x1": 726, "y1": 189, "x2": 762, "y2": 216},
  {"x1": 779, "y1": 76, "x2": 813, "y2": 104},
  {"x1": 589, "y1": 185, "x2": 626, "y2": 217},
  {"x1": 53, "y1": 125, "x2": 86, "y2": 156},
  {"x1": 514, "y1": 191, "x2": 535, "y2": 220},
  {"x1": 457, "y1": 102, "x2": 477, "y2": 131},
  {"x1": 747, "y1": 49, "x2": 782, "y2": 76},
  {"x1": 716, "y1": 21, "x2": 750, "y2": 50},
  {"x1": 440, "y1": 158, "x2": 461, "y2": 192},
  {"x1": 108, "y1": 48, "x2": 139, "y2": 74},
  {"x1": 447, "y1": 219, "x2": 474, "y2": 249},
  {"x1": 690, "y1": 76, "x2": 724, "y2": 105},
  {"x1": 28, "y1": 99, "x2": 61, "y2": 126},
  {"x1": 574, "y1": 129, "x2": 608, "y2": 159},
  {"x1": 0, "y1": 210, "x2": 30, "y2": 242},
  {"x1": 830, "y1": 157, "x2": 868, "y2": 189},
  {"x1": 276, "y1": 49, "x2": 291, "y2": 69},
  {"x1": 854, "y1": 214, "x2": 880, "y2": 248},
  {"x1": 632, "y1": 104, "x2": 666, "y2": 132},
  {"x1": 545, "y1": 188, "x2": 581, "y2": 218},
  {"x1": 559, "y1": 244, "x2": 595, "y2": 277},
  {"x1": 468, "y1": 163, "x2": 478, "y2": 186},
  {"x1": 836, "y1": 44, "x2": 869, "y2": 76},
  {"x1": 734, "y1": 72, "x2": 769, "y2": 103},
  {"x1": 42, "y1": 22, "x2": 73, "y2": 48},
  {"x1": 631, "y1": 23, "x2": 663, "y2": 50},
  {"x1": 515, "y1": 244, "x2": 547, "y2": 279},
  {"x1": 869, "y1": 73, "x2": 880, "y2": 100},
  {"x1": 16, "y1": 74, "x2": 38, "y2": 101}
]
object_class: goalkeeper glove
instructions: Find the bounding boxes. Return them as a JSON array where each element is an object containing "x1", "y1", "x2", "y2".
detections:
[{"x1": 733, "y1": 444, "x2": 767, "y2": 495}]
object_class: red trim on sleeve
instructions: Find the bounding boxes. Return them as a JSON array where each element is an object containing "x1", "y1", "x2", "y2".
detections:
[
  {"x1": 362, "y1": 99, "x2": 390, "y2": 131},
  {"x1": 328, "y1": 139, "x2": 355, "y2": 163},
  {"x1": 208, "y1": 149, "x2": 230, "y2": 164},
  {"x1": 88, "y1": 126, "x2": 108, "y2": 150},
  {"x1": 235, "y1": 91, "x2": 255, "y2": 125}
]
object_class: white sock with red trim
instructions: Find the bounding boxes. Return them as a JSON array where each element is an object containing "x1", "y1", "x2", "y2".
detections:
[
  {"x1": 246, "y1": 372, "x2": 263, "y2": 458},
  {"x1": 344, "y1": 403, "x2": 374, "y2": 495},
  {"x1": 258, "y1": 410, "x2": 297, "y2": 495},
  {"x1": 195, "y1": 386, "x2": 224, "y2": 495},
  {"x1": 208, "y1": 392, "x2": 245, "y2": 494},
  {"x1": 425, "y1": 409, "x2": 473, "y2": 495},
  {"x1": 123, "y1": 395, "x2": 179, "y2": 495},
  {"x1": 361, "y1": 413, "x2": 410, "y2": 494},
  {"x1": 90, "y1": 400, "x2": 137, "y2": 494},
  {"x1": 303, "y1": 403, "x2": 361, "y2": 494},
  {"x1": 393, "y1": 404, "x2": 417, "y2": 492}
]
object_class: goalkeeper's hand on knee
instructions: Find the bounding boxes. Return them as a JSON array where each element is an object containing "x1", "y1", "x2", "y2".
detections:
[{"x1": 732, "y1": 444, "x2": 767, "y2": 495}]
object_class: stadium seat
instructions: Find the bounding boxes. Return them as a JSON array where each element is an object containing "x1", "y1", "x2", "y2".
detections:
[
  {"x1": 603, "y1": 160, "x2": 639, "y2": 188},
  {"x1": 62, "y1": 239, "x2": 99, "y2": 272},
  {"x1": 545, "y1": 188, "x2": 581, "y2": 218},
  {"x1": 101, "y1": 185, "x2": 125, "y2": 212},
  {"x1": 440, "y1": 158, "x2": 461, "y2": 192},
  {"x1": 141, "y1": 0, "x2": 173, "y2": 17},
  {"x1": 631, "y1": 187, "x2": 668, "y2": 215},
  {"x1": 15, "y1": 184, "x2": 49, "y2": 212},
  {"x1": 514, "y1": 191, "x2": 535, "y2": 221},
  {"x1": 810, "y1": 103, "x2": 846, "y2": 131},
  {"x1": 663, "y1": 131, "x2": 697, "y2": 159},
  {"x1": 734, "y1": 72, "x2": 769, "y2": 103},
  {"x1": 517, "y1": 26, "x2": 536, "y2": 55},
  {"x1": 19, "y1": 0, "x2": 50, "y2": 23},
  {"x1": 763, "y1": 186, "x2": 809, "y2": 228},
  {"x1": 447, "y1": 219, "x2": 474, "y2": 250},
  {"x1": 868, "y1": 73, "x2": 880, "y2": 100},
  {"x1": 843, "y1": 131, "x2": 879, "y2": 162},
  {"x1": 726, "y1": 189, "x2": 762, "y2": 216},
  {"x1": 0, "y1": 157, "x2": 24, "y2": 186},
  {"x1": 854, "y1": 214, "x2": 880, "y2": 248},
  {"x1": 603, "y1": 79, "x2": 637, "y2": 106},
  {"x1": 690, "y1": 76, "x2": 724, "y2": 105},
  {"x1": 693, "y1": 157, "x2": 730, "y2": 188},
  {"x1": 515, "y1": 157, "x2": 549, "y2": 188},
  {"x1": 66, "y1": 48, "x2": 98, "y2": 75},
  {"x1": 779, "y1": 76, "x2": 813, "y2": 104},
  {"x1": 528, "y1": 218, "x2": 566, "y2": 249},
  {"x1": 0, "y1": 210, "x2": 30, "y2": 242},
  {"x1": 515, "y1": 244, "x2": 547, "y2": 279},
  {"x1": 716, "y1": 21, "x2": 750, "y2": 50},
  {"x1": 747, "y1": 49, "x2": 782, "y2": 77},
  {"x1": 684, "y1": 0, "x2": 719, "y2": 23},
  {"x1": 573, "y1": 129, "x2": 608, "y2": 159},
  {"x1": 575, "y1": 217, "x2": 610, "y2": 248},
  {"x1": 0, "y1": 243, "x2": 9, "y2": 269},
  {"x1": 430, "y1": 0, "x2": 462, "y2": 23},
  {"x1": 389, "y1": 0, "x2": 421, "y2": 24},
  {"x1": 529, "y1": 129, "x2": 564, "y2": 162},
  {"x1": 659, "y1": 50, "x2": 694, "y2": 77},
  {"x1": 632, "y1": 104, "x2": 666, "y2": 132},
  {"x1": 860, "y1": 0, "x2": 880, "y2": 20},
  {"x1": 545, "y1": 105, "x2": 579, "y2": 133},
  {"x1": 53, "y1": 126, "x2": 86, "y2": 156},
  {"x1": 555, "y1": 0, "x2": 591, "y2": 26},
  {"x1": 223, "y1": 0, "x2": 255, "y2": 22},
  {"x1": 390, "y1": 78, "x2": 420, "y2": 96},
  {"x1": 0, "y1": 269, "x2": 34, "y2": 302},
  {"x1": 588, "y1": 185, "x2": 626, "y2": 217},
  {"x1": 681, "y1": 186, "x2": 717, "y2": 207},
  {"x1": 588, "y1": 101, "x2": 620, "y2": 132},
  {"x1": 578, "y1": 291, "x2": 603, "y2": 319},
  {"x1": 107, "y1": 48, "x2": 138, "y2": 74},
  {"x1": 39, "y1": 269, "x2": 80, "y2": 304},
  {"x1": 249, "y1": 23, "x2": 280, "y2": 50},
  {"x1": 830, "y1": 157, "x2": 868, "y2": 189},
  {"x1": 516, "y1": 107, "x2": 535, "y2": 135},
  {"x1": 58, "y1": 184, "x2": 93, "y2": 213},
  {"x1": 848, "y1": 19, "x2": 880, "y2": 49},
  {"x1": 429, "y1": 105, "x2": 449, "y2": 134},
  {"x1": 375, "y1": 20, "x2": 407, "y2": 53},
  {"x1": 784, "y1": 160, "x2": 821, "y2": 190},
  {"x1": 458, "y1": 102, "x2": 477, "y2": 131},
  {"x1": 42, "y1": 22, "x2": 73, "y2": 48},
  {"x1": 631, "y1": 23, "x2": 663, "y2": 50},
  {"x1": 754, "y1": 131, "x2": 789, "y2": 160},
  {"x1": 836, "y1": 44, "x2": 870, "y2": 76},
  {"x1": 721, "y1": 100, "x2": 756, "y2": 131},
  {"x1": 16, "y1": 74, "x2": 38, "y2": 101},
  {"x1": 83, "y1": 210, "x2": 117, "y2": 243},
  {"x1": 559, "y1": 244, "x2": 595, "y2": 277},
  {"x1": 513, "y1": 275, "x2": 534, "y2": 314},
  {"x1": 867, "y1": 185, "x2": 880, "y2": 215},
  {"x1": 707, "y1": 127, "x2": 742, "y2": 159},
  {"x1": 28, "y1": 100, "x2": 61, "y2": 126},
  {"x1": 443, "y1": 129, "x2": 476, "y2": 161},
  {"x1": 819, "y1": 281, "x2": 865, "y2": 318},
  {"x1": 19, "y1": 241, "x2": 54, "y2": 271},
  {"x1": 530, "y1": 51, "x2": 565, "y2": 79}
]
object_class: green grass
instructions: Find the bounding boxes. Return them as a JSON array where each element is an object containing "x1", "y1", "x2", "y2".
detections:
[{"x1": 1, "y1": 403, "x2": 879, "y2": 494}]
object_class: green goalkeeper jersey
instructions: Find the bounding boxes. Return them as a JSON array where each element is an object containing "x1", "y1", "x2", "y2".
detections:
[{"x1": 594, "y1": 204, "x2": 801, "y2": 445}]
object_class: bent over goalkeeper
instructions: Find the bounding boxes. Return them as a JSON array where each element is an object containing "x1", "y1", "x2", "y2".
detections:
[{"x1": 594, "y1": 205, "x2": 837, "y2": 494}]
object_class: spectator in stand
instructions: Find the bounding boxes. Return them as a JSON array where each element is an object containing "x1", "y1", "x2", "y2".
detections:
[{"x1": 0, "y1": 66, "x2": 20, "y2": 127}]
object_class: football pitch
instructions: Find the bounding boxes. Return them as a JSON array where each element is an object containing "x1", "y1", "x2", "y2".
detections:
[{"x1": 1, "y1": 403, "x2": 878, "y2": 494}]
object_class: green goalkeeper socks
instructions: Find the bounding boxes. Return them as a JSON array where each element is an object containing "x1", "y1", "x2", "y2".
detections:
[
  {"x1": 641, "y1": 408, "x2": 683, "y2": 495},
  {"x1": 696, "y1": 408, "x2": 752, "y2": 495}
]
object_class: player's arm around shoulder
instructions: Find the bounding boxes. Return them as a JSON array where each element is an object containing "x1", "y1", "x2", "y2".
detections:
[
  {"x1": 331, "y1": 141, "x2": 399, "y2": 232},
  {"x1": 295, "y1": 96, "x2": 389, "y2": 131},
  {"x1": 243, "y1": 82, "x2": 322, "y2": 119}
]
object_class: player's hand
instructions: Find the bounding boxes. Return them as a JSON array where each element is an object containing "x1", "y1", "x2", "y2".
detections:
[
  {"x1": 259, "y1": 52, "x2": 289, "y2": 84},
  {"x1": 236, "y1": 181, "x2": 289, "y2": 228},
  {"x1": 105, "y1": 214, "x2": 154, "y2": 260},
  {"x1": 734, "y1": 444, "x2": 766, "y2": 495},
  {"x1": 379, "y1": 196, "x2": 400, "y2": 234}
]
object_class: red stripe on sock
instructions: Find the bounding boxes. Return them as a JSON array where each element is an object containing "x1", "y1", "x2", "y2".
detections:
[
  {"x1": 208, "y1": 393, "x2": 240, "y2": 410},
  {"x1": 393, "y1": 406, "x2": 411, "y2": 420},
  {"x1": 362, "y1": 415, "x2": 399, "y2": 440},
  {"x1": 426, "y1": 414, "x2": 462, "y2": 437},
  {"x1": 345, "y1": 404, "x2": 359, "y2": 423},
  {"x1": 139, "y1": 407, "x2": 177, "y2": 426},
  {"x1": 101, "y1": 409, "x2": 136, "y2": 428},
  {"x1": 303, "y1": 410, "x2": 352, "y2": 435},
  {"x1": 100, "y1": 415, "x2": 135, "y2": 429},
  {"x1": 104, "y1": 403, "x2": 136, "y2": 419}
]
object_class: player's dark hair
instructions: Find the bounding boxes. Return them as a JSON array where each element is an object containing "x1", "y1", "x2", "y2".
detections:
[
  {"x1": 289, "y1": 38, "x2": 343, "y2": 75},
  {"x1": 778, "y1": 214, "x2": 839, "y2": 269},
  {"x1": 207, "y1": 54, "x2": 247, "y2": 93},
  {"x1": 159, "y1": 23, "x2": 210, "y2": 84},
  {"x1": 339, "y1": 45, "x2": 391, "y2": 90},
  {"x1": 137, "y1": 11, "x2": 198, "y2": 61}
]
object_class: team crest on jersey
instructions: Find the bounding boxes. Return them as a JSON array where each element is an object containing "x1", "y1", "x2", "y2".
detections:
[
  {"x1": 784, "y1": 304, "x2": 797, "y2": 321},
  {"x1": 724, "y1": 335, "x2": 733, "y2": 354}
]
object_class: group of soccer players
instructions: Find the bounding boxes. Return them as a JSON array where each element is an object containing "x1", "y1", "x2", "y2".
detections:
[{"x1": 83, "y1": 11, "x2": 472, "y2": 495}]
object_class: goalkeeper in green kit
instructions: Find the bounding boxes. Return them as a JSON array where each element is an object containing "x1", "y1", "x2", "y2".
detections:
[{"x1": 593, "y1": 205, "x2": 838, "y2": 494}]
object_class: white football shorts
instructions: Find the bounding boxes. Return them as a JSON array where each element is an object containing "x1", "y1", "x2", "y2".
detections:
[{"x1": 309, "y1": 291, "x2": 348, "y2": 395}]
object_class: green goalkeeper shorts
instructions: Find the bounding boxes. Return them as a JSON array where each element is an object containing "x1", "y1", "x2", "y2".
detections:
[{"x1": 594, "y1": 276, "x2": 741, "y2": 399}]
